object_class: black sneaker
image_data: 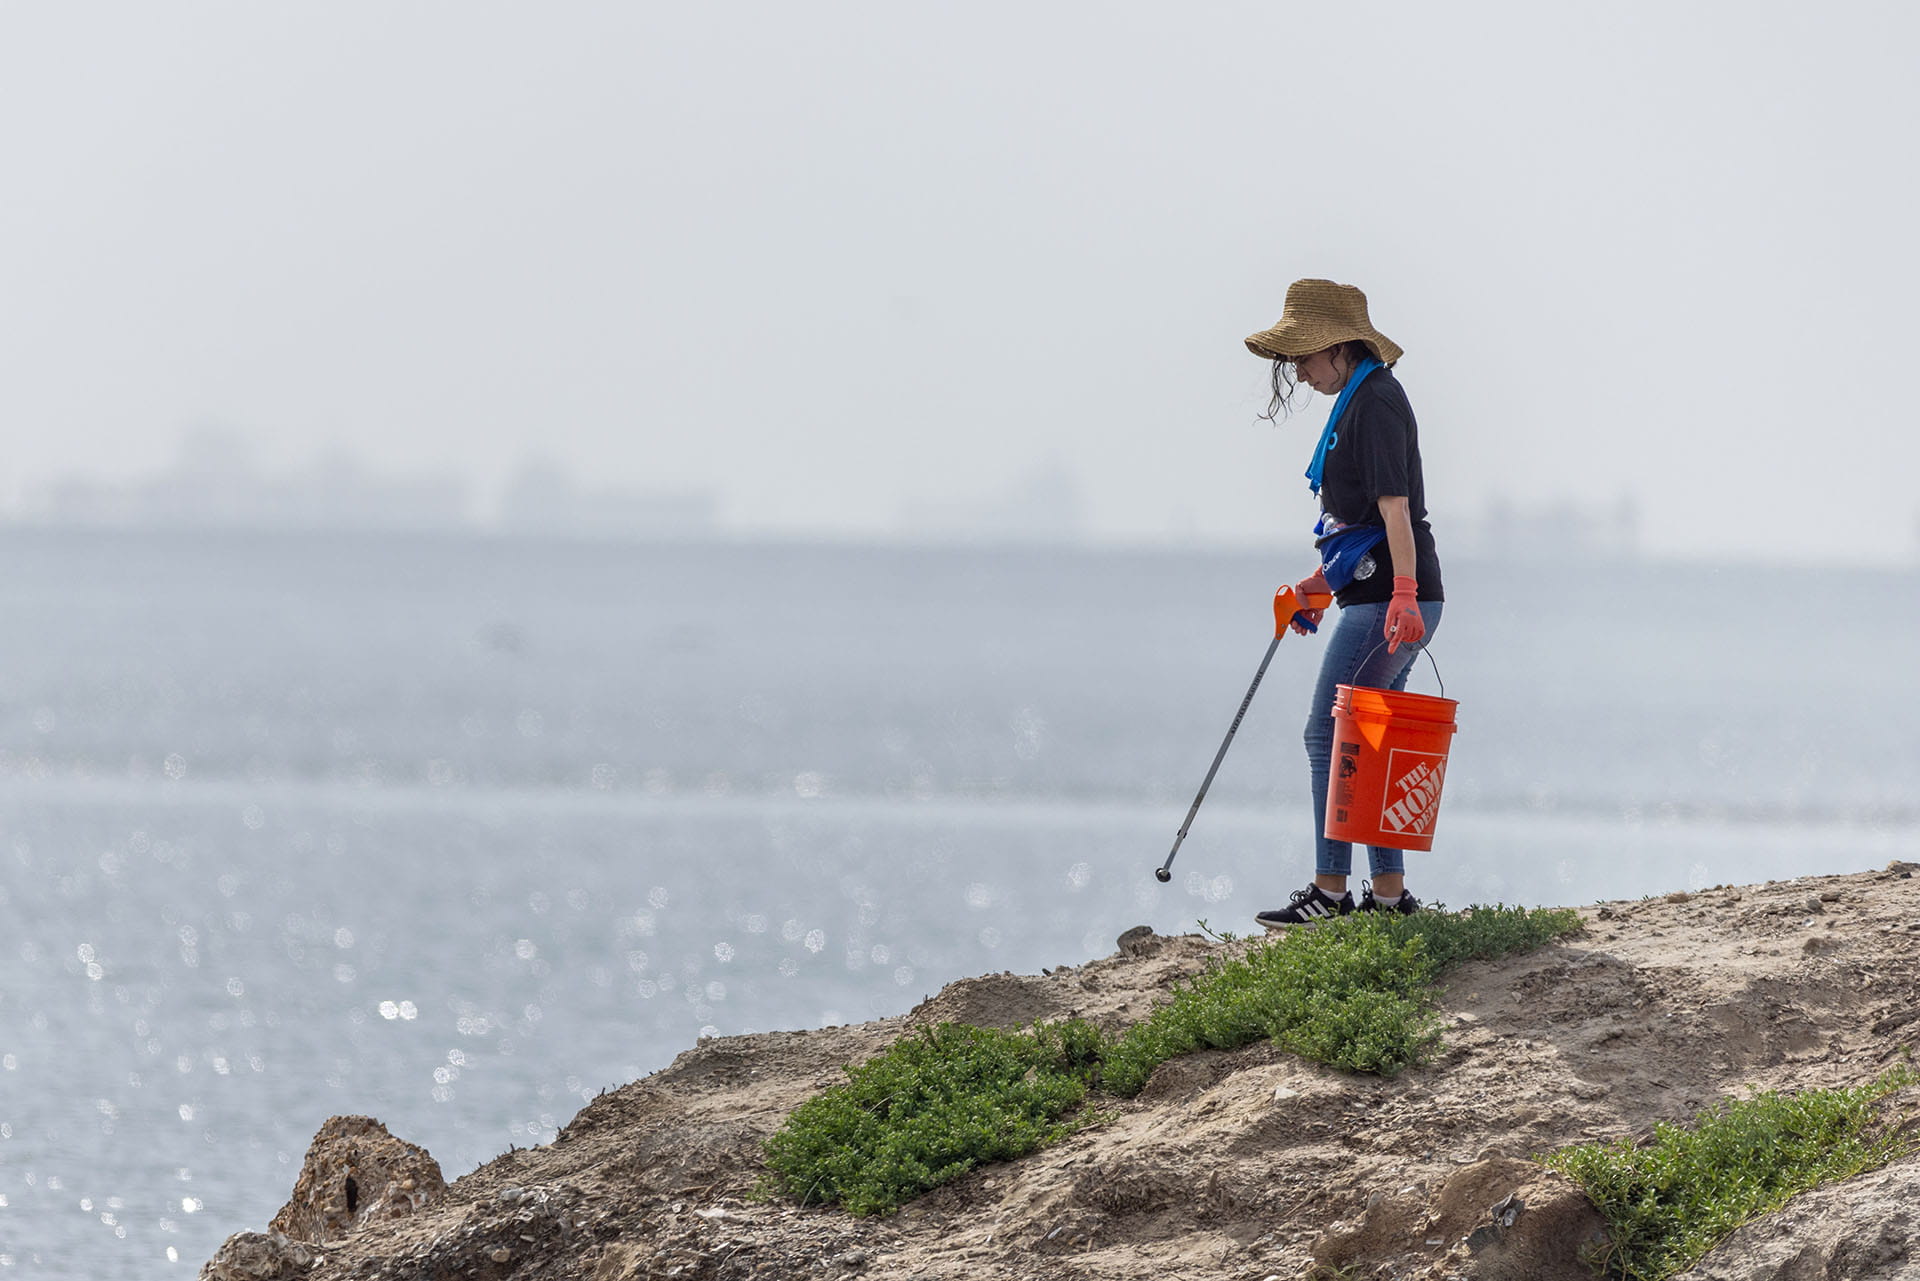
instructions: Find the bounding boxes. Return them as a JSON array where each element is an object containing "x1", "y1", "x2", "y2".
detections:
[
  {"x1": 1358, "y1": 882, "x2": 1421, "y2": 915},
  {"x1": 1255, "y1": 885, "x2": 1354, "y2": 929}
]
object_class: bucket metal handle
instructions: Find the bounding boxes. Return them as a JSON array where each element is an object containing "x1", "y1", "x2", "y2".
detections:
[{"x1": 1355, "y1": 639, "x2": 1446, "y2": 699}]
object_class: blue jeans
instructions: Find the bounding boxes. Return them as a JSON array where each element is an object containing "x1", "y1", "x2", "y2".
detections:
[{"x1": 1304, "y1": 599, "x2": 1444, "y2": 879}]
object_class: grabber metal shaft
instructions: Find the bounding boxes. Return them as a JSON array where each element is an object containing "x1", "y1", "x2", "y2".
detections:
[
  {"x1": 1155, "y1": 584, "x2": 1329, "y2": 885},
  {"x1": 1155, "y1": 630, "x2": 1281, "y2": 883}
]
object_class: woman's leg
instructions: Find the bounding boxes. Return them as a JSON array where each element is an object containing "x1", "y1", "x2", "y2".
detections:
[{"x1": 1305, "y1": 603, "x2": 1386, "y2": 889}]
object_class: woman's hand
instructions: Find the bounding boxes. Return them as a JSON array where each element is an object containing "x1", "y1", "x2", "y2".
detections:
[
  {"x1": 1290, "y1": 569, "x2": 1329, "y2": 634},
  {"x1": 1385, "y1": 576, "x2": 1424, "y2": 652}
]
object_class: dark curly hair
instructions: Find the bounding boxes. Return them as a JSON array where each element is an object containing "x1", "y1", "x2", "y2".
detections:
[{"x1": 1259, "y1": 340, "x2": 1375, "y2": 423}]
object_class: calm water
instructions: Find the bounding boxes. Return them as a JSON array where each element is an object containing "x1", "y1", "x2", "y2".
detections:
[{"x1": 1, "y1": 529, "x2": 1914, "y2": 1276}]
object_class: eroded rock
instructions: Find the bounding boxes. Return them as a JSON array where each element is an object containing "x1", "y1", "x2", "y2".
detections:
[
  {"x1": 1312, "y1": 1156, "x2": 1608, "y2": 1280},
  {"x1": 269, "y1": 1115, "x2": 445, "y2": 1245},
  {"x1": 1433, "y1": 1158, "x2": 1609, "y2": 1280},
  {"x1": 1672, "y1": 1153, "x2": 1920, "y2": 1280},
  {"x1": 198, "y1": 1230, "x2": 318, "y2": 1280}
]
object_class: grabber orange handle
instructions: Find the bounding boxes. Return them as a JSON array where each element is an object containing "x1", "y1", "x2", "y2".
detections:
[{"x1": 1272, "y1": 585, "x2": 1335, "y2": 638}]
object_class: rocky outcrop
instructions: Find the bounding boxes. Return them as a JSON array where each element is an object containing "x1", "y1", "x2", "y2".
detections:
[
  {"x1": 203, "y1": 1117, "x2": 446, "y2": 1280},
  {"x1": 1315, "y1": 1155, "x2": 1611, "y2": 1281},
  {"x1": 266, "y1": 1115, "x2": 445, "y2": 1245},
  {"x1": 1671, "y1": 1153, "x2": 1920, "y2": 1281},
  {"x1": 203, "y1": 864, "x2": 1920, "y2": 1281},
  {"x1": 199, "y1": 1231, "x2": 319, "y2": 1280}
]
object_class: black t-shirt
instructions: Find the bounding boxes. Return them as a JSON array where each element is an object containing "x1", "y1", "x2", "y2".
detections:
[{"x1": 1316, "y1": 366, "x2": 1444, "y2": 606}]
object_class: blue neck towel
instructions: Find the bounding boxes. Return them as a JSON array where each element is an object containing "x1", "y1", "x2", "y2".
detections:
[{"x1": 1303, "y1": 357, "x2": 1382, "y2": 495}]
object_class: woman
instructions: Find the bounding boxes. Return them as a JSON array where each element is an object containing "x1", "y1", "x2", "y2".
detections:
[{"x1": 1243, "y1": 279, "x2": 1445, "y2": 926}]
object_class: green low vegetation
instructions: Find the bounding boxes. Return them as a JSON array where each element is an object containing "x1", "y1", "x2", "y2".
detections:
[
  {"x1": 761, "y1": 1019, "x2": 1108, "y2": 1216},
  {"x1": 761, "y1": 904, "x2": 1581, "y2": 1215},
  {"x1": 1545, "y1": 1063, "x2": 1918, "y2": 1281},
  {"x1": 1106, "y1": 905, "x2": 1579, "y2": 1092}
]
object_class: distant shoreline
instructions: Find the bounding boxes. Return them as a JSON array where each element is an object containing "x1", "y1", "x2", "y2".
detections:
[{"x1": 0, "y1": 519, "x2": 1910, "y2": 575}]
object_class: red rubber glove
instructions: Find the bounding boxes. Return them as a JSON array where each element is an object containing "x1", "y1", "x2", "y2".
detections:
[
  {"x1": 1290, "y1": 569, "x2": 1329, "y2": 636},
  {"x1": 1384, "y1": 575, "x2": 1423, "y2": 653}
]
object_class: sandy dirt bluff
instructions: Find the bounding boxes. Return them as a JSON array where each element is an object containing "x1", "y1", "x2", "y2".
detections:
[{"x1": 202, "y1": 862, "x2": 1920, "y2": 1280}]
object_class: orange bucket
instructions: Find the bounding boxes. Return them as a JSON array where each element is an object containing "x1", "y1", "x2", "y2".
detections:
[{"x1": 1324, "y1": 684, "x2": 1459, "y2": 851}]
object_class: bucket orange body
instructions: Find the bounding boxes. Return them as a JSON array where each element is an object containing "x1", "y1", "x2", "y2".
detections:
[{"x1": 1324, "y1": 684, "x2": 1459, "y2": 851}]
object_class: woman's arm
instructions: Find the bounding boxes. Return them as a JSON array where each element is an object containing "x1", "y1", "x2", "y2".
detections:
[
  {"x1": 1377, "y1": 495, "x2": 1418, "y2": 583},
  {"x1": 1377, "y1": 494, "x2": 1425, "y2": 651}
]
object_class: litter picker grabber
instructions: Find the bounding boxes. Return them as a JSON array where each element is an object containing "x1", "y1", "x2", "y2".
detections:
[{"x1": 1154, "y1": 583, "x2": 1332, "y2": 884}]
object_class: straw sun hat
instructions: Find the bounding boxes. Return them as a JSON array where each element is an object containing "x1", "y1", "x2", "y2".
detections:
[{"x1": 1244, "y1": 278, "x2": 1403, "y2": 366}]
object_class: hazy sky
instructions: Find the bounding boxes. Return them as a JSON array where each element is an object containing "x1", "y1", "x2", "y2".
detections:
[{"x1": 3, "y1": 2, "x2": 1915, "y2": 564}]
